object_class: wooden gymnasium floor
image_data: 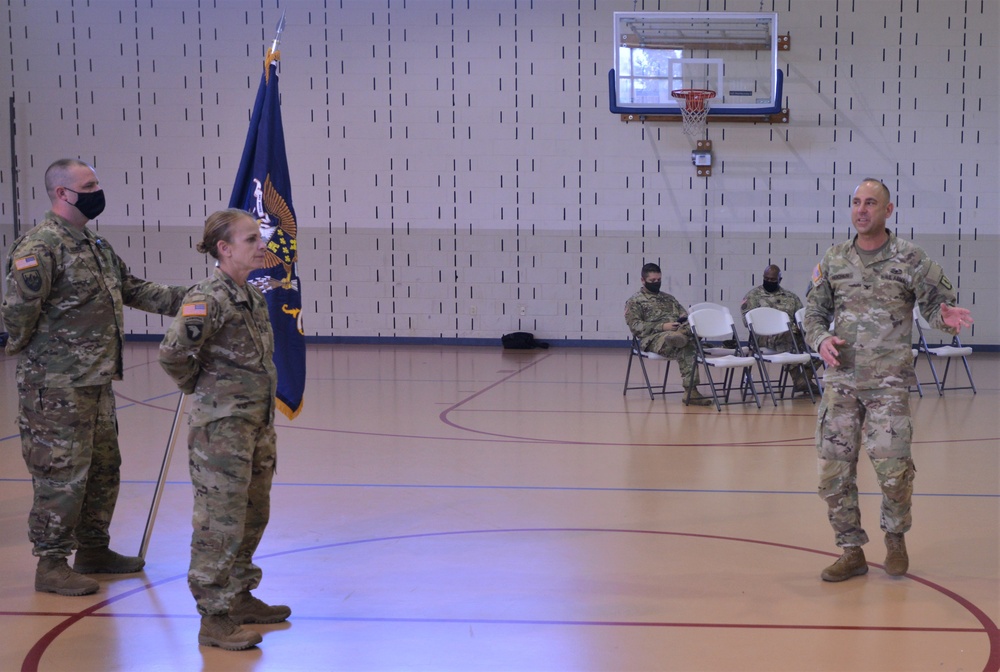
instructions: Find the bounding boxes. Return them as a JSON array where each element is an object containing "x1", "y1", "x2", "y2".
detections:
[{"x1": 0, "y1": 342, "x2": 997, "y2": 672}]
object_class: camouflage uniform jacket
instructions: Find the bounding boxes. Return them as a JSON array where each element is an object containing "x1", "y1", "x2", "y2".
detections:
[
  {"x1": 803, "y1": 232, "x2": 956, "y2": 390},
  {"x1": 1, "y1": 211, "x2": 187, "y2": 388},
  {"x1": 625, "y1": 288, "x2": 691, "y2": 346},
  {"x1": 159, "y1": 268, "x2": 277, "y2": 427},
  {"x1": 740, "y1": 285, "x2": 803, "y2": 329}
]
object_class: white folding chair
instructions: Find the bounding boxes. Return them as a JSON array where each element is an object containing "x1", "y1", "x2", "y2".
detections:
[
  {"x1": 913, "y1": 306, "x2": 976, "y2": 396},
  {"x1": 691, "y1": 302, "x2": 749, "y2": 356},
  {"x1": 624, "y1": 334, "x2": 678, "y2": 400},
  {"x1": 689, "y1": 302, "x2": 731, "y2": 316},
  {"x1": 687, "y1": 309, "x2": 761, "y2": 412},
  {"x1": 745, "y1": 306, "x2": 817, "y2": 405}
]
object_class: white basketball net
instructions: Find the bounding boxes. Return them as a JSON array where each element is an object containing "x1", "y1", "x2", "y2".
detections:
[{"x1": 672, "y1": 90, "x2": 716, "y2": 138}]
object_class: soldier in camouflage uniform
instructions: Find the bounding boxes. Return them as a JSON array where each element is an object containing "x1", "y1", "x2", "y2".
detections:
[
  {"x1": 740, "y1": 264, "x2": 818, "y2": 394},
  {"x1": 159, "y1": 209, "x2": 290, "y2": 650},
  {"x1": 625, "y1": 262, "x2": 712, "y2": 406},
  {"x1": 1, "y1": 159, "x2": 187, "y2": 596},
  {"x1": 804, "y1": 178, "x2": 973, "y2": 582}
]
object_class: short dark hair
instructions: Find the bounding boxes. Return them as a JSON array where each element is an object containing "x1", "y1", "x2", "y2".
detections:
[
  {"x1": 859, "y1": 177, "x2": 891, "y2": 203},
  {"x1": 641, "y1": 262, "x2": 661, "y2": 279},
  {"x1": 44, "y1": 158, "x2": 92, "y2": 199}
]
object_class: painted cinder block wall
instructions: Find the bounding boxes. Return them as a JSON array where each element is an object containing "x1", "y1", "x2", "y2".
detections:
[{"x1": 0, "y1": 0, "x2": 996, "y2": 345}]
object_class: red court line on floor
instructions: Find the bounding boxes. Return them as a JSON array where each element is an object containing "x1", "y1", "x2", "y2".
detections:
[{"x1": 20, "y1": 527, "x2": 995, "y2": 672}]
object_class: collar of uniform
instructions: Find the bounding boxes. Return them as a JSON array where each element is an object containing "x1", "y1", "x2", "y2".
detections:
[
  {"x1": 212, "y1": 266, "x2": 252, "y2": 307},
  {"x1": 849, "y1": 230, "x2": 896, "y2": 265},
  {"x1": 45, "y1": 210, "x2": 92, "y2": 244}
]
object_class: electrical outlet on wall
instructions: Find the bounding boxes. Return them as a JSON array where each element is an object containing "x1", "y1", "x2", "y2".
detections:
[{"x1": 519, "y1": 306, "x2": 526, "y2": 316}]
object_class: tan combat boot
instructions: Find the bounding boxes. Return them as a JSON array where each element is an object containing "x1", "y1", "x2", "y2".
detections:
[
  {"x1": 884, "y1": 532, "x2": 909, "y2": 576},
  {"x1": 684, "y1": 388, "x2": 714, "y2": 406},
  {"x1": 229, "y1": 591, "x2": 292, "y2": 624},
  {"x1": 73, "y1": 546, "x2": 145, "y2": 574},
  {"x1": 35, "y1": 557, "x2": 100, "y2": 596},
  {"x1": 820, "y1": 546, "x2": 868, "y2": 582},
  {"x1": 198, "y1": 614, "x2": 263, "y2": 650}
]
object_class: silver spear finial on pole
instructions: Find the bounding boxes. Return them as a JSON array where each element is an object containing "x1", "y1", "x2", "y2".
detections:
[{"x1": 270, "y1": 10, "x2": 286, "y2": 54}]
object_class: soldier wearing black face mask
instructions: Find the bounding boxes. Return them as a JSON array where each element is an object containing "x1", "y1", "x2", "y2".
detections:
[
  {"x1": 739, "y1": 264, "x2": 817, "y2": 395},
  {"x1": 1, "y1": 158, "x2": 189, "y2": 596},
  {"x1": 625, "y1": 262, "x2": 713, "y2": 406}
]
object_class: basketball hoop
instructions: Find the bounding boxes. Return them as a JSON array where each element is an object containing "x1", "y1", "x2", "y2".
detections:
[{"x1": 672, "y1": 89, "x2": 716, "y2": 138}]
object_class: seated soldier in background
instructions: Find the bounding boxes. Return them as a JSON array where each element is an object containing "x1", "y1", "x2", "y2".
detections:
[
  {"x1": 741, "y1": 264, "x2": 819, "y2": 395},
  {"x1": 625, "y1": 262, "x2": 713, "y2": 406}
]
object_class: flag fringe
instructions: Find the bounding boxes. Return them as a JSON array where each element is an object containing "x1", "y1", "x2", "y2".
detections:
[{"x1": 277, "y1": 398, "x2": 302, "y2": 420}]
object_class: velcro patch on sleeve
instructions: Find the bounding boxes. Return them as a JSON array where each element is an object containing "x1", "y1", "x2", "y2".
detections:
[
  {"x1": 181, "y1": 302, "x2": 208, "y2": 317},
  {"x1": 810, "y1": 263, "x2": 823, "y2": 286},
  {"x1": 14, "y1": 255, "x2": 38, "y2": 271}
]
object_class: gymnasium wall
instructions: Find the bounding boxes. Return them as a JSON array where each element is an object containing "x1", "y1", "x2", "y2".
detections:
[{"x1": 0, "y1": 0, "x2": 996, "y2": 345}]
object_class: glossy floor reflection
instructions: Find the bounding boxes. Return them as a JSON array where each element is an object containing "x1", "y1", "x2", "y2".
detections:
[{"x1": 0, "y1": 343, "x2": 997, "y2": 671}]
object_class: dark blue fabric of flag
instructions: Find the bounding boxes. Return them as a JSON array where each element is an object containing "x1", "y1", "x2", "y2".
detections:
[{"x1": 228, "y1": 57, "x2": 305, "y2": 419}]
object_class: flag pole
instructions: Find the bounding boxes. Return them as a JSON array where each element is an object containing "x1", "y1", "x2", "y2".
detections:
[{"x1": 138, "y1": 392, "x2": 187, "y2": 559}]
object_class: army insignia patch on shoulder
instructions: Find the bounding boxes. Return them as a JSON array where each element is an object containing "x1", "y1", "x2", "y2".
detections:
[
  {"x1": 184, "y1": 322, "x2": 204, "y2": 343},
  {"x1": 182, "y1": 302, "x2": 208, "y2": 317},
  {"x1": 14, "y1": 254, "x2": 43, "y2": 295},
  {"x1": 940, "y1": 276, "x2": 953, "y2": 291},
  {"x1": 20, "y1": 269, "x2": 42, "y2": 293}
]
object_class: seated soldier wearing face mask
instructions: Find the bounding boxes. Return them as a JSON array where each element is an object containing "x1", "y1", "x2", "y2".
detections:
[
  {"x1": 624, "y1": 262, "x2": 713, "y2": 406},
  {"x1": 740, "y1": 264, "x2": 819, "y2": 395}
]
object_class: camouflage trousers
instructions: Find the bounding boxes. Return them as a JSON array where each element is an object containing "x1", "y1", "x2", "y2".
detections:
[
  {"x1": 640, "y1": 332, "x2": 701, "y2": 389},
  {"x1": 188, "y1": 416, "x2": 277, "y2": 616},
  {"x1": 815, "y1": 384, "x2": 915, "y2": 548},
  {"x1": 17, "y1": 384, "x2": 121, "y2": 557}
]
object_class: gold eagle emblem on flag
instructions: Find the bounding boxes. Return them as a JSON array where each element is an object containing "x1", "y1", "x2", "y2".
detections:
[{"x1": 255, "y1": 175, "x2": 297, "y2": 287}]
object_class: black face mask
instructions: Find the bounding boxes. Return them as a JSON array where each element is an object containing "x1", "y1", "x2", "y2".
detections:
[
  {"x1": 65, "y1": 188, "x2": 106, "y2": 220},
  {"x1": 762, "y1": 280, "x2": 781, "y2": 293},
  {"x1": 644, "y1": 281, "x2": 661, "y2": 294}
]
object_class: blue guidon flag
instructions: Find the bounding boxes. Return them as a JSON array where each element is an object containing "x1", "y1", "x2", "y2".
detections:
[{"x1": 228, "y1": 47, "x2": 306, "y2": 419}]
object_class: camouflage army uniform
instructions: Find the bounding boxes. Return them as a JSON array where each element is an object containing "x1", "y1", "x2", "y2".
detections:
[
  {"x1": 159, "y1": 268, "x2": 277, "y2": 617},
  {"x1": 1, "y1": 211, "x2": 186, "y2": 558},
  {"x1": 625, "y1": 288, "x2": 701, "y2": 389},
  {"x1": 740, "y1": 285, "x2": 808, "y2": 387},
  {"x1": 803, "y1": 232, "x2": 957, "y2": 548}
]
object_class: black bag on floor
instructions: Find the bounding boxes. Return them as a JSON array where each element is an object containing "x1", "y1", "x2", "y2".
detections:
[{"x1": 501, "y1": 332, "x2": 549, "y2": 350}]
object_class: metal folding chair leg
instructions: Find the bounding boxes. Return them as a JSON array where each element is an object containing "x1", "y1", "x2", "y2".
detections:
[{"x1": 624, "y1": 336, "x2": 672, "y2": 400}]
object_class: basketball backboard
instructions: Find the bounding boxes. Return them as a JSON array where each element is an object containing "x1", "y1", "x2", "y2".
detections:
[{"x1": 612, "y1": 12, "x2": 782, "y2": 114}]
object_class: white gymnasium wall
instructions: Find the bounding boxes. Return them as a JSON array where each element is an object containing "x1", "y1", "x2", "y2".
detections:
[{"x1": 0, "y1": 0, "x2": 996, "y2": 344}]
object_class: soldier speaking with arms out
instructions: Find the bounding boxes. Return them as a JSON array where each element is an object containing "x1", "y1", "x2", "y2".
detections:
[{"x1": 803, "y1": 178, "x2": 973, "y2": 582}]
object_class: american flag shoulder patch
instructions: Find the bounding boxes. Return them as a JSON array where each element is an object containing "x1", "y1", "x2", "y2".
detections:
[
  {"x1": 811, "y1": 264, "x2": 823, "y2": 285},
  {"x1": 182, "y1": 302, "x2": 208, "y2": 317},
  {"x1": 14, "y1": 255, "x2": 38, "y2": 271}
]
